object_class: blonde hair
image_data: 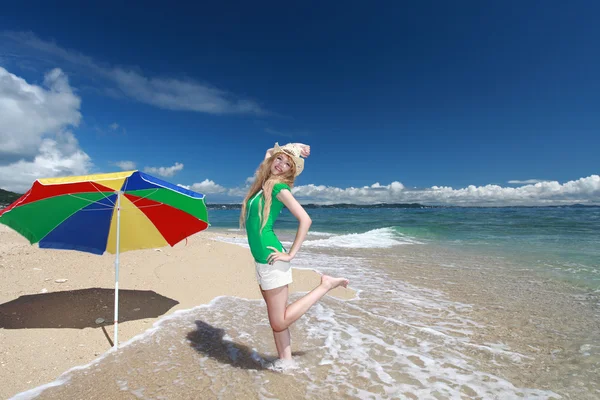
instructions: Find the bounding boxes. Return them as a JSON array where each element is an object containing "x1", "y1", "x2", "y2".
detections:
[{"x1": 240, "y1": 152, "x2": 296, "y2": 231}]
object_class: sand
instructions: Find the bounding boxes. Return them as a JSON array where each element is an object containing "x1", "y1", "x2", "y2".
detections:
[{"x1": 0, "y1": 225, "x2": 355, "y2": 399}]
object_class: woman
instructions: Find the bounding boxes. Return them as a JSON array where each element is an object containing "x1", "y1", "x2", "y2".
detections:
[{"x1": 240, "y1": 142, "x2": 349, "y2": 364}]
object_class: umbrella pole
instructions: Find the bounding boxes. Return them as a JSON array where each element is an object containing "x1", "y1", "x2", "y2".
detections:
[{"x1": 113, "y1": 190, "x2": 122, "y2": 348}]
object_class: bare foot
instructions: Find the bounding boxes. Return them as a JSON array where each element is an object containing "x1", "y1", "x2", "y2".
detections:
[
  {"x1": 321, "y1": 275, "x2": 349, "y2": 290},
  {"x1": 266, "y1": 358, "x2": 299, "y2": 372}
]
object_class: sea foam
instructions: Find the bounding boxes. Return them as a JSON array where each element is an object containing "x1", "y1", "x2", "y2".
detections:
[{"x1": 303, "y1": 227, "x2": 422, "y2": 248}]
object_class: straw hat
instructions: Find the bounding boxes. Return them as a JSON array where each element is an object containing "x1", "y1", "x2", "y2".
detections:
[{"x1": 273, "y1": 142, "x2": 304, "y2": 177}]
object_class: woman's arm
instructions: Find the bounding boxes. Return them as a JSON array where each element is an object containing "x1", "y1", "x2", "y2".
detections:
[
  {"x1": 266, "y1": 190, "x2": 312, "y2": 263},
  {"x1": 296, "y1": 143, "x2": 310, "y2": 157}
]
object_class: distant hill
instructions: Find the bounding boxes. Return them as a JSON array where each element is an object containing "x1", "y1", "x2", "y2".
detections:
[{"x1": 0, "y1": 188, "x2": 22, "y2": 206}]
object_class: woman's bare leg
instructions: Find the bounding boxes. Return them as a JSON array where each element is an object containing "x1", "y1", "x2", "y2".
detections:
[
  {"x1": 272, "y1": 328, "x2": 292, "y2": 360},
  {"x1": 262, "y1": 275, "x2": 349, "y2": 360},
  {"x1": 261, "y1": 287, "x2": 292, "y2": 359}
]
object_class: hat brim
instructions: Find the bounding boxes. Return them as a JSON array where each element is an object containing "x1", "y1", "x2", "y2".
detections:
[{"x1": 273, "y1": 144, "x2": 304, "y2": 177}]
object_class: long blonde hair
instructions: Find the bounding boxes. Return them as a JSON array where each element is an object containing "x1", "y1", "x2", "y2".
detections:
[{"x1": 240, "y1": 152, "x2": 296, "y2": 231}]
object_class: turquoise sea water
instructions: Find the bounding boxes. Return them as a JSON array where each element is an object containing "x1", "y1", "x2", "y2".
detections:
[{"x1": 208, "y1": 206, "x2": 600, "y2": 290}]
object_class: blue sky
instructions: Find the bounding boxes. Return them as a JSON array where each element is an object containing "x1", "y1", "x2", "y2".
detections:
[{"x1": 0, "y1": 1, "x2": 599, "y2": 205}]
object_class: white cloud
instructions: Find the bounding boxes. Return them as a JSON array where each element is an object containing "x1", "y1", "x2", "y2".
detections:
[
  {"x1": 190, "y1": 179, "x2": 227, "y2": 194},
  {"x1": 290, "y1": 181, "x2": 407, "y2": 204},
  {"x1": 288, "y1": 175, "x2": 600, "y2": 205},
  {"x1": 0, "y1": 67, "x2": 91, "y2": 192},
  {"x1": 390, "y1": 181, "x2": 404, "y2": 192},
  {"x1": 109, "y1": 122, "x2": 119, "y2": 131},
  {"x1": 0, "y1": 66, "x2": 81, "y2": 160},
  {"x1": 3, "y1": 31, "x2": 101, "y2": 74},
  {"x1": 5, "y1": 31, "x2": 267, "y2": 115},
  {"x1": 199, "y1": 175, "x2": 599, "y2": 206},
  {"x1": 175, "y1": 175, "x2": 599, "y2": 206},
  {"x1": 111, "y1": 69, "x2": 266, "y2": 115},
  {"x1": 0, "y1": 131, "x2": 92, "y2": 193},
  {"x1": 143, "y1": 162, "x2": 184, "y2": 177},
  {"x1": 245, "y1": 176, "x2": 255, "y2": 185},
  {"x1": 508, "y1": 179, "x2": 548, "y2": 185},
  {"x1": 113, "y1": 160, "x2": 136, "y2": 170},
  {"x1": 227, "y1": 187, "x2": 250, "y2": 197}
]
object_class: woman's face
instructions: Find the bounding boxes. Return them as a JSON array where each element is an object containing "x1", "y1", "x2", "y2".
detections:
[{"x1": 270, "y1": 153, "x2": 293, "y2": 176}]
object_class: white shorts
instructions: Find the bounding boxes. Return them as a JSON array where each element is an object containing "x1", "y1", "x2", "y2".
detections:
[{"x1": 255, "y1": 261, "x2": 293, "y2": 291}]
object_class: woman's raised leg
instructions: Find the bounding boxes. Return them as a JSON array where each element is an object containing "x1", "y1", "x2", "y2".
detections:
[{"x1": 262, "y1": 274, "x2": 349, "y2": 359}]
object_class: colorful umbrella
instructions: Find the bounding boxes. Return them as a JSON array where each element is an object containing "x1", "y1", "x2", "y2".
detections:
[{"x1": 0, "y1": 170, "x2": 209, "y2": 346}]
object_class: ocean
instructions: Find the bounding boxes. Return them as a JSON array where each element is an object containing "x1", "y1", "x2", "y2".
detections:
[{"x1": 12, "y1": 206, "x2": 600, "y2": 399}]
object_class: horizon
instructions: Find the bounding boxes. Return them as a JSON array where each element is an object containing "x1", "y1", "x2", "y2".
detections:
[
  {"x1": 1, "y1": 1, "x2": 599, "y2": 206},
  {"x1": 203, "y1": 202, "x2": 599, "y2": 208},
  {"x1": 3, "y1": 185, "x2": 599, "y2": 209}
]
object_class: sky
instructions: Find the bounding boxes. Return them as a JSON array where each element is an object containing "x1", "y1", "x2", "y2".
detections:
[{"x1": 0, "y1": 1, "x2": 598, "y2": 205}]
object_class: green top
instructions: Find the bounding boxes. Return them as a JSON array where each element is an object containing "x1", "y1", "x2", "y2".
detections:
[{"x1": 245, "y1": 182, "x2": 290, "y2": 263}]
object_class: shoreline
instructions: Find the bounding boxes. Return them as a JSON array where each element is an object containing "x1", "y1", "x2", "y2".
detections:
[{"x1": 0, "y1": 225, "x2": 354, "y2": 399}]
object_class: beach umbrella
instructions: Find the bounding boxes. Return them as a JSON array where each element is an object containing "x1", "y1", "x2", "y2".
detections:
[{"x1": 0, "y1": 170, "x2": 209, "y2": 347}]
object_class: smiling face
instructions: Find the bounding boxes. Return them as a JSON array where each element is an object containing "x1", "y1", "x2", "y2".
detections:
[{"x1": 270, "y1": 152, "x2": 294, "y2": 176}]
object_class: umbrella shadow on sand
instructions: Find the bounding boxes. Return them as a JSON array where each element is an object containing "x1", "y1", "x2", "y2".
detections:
[
  {"x1": 0, "y1": 288, "x2": 179, "y2": 333},
  {"x1": 186, "y1": 320, "x2": 306, "y2": 370}
]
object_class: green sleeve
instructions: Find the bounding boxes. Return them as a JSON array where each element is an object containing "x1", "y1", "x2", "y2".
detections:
[{"x1": 272, "y1": 183, "x2": 291, "y2": 198}]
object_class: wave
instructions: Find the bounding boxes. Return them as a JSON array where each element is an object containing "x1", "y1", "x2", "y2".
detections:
[
  {"x1": 307, "y1": 231, "x2": 335, "y2": 237},
  {"x1": 303, "y1": 227, "x2": 422, "y2": 249},
  {"x1": 214, "y1": 228, "x2": 422, "y2": 249}
]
